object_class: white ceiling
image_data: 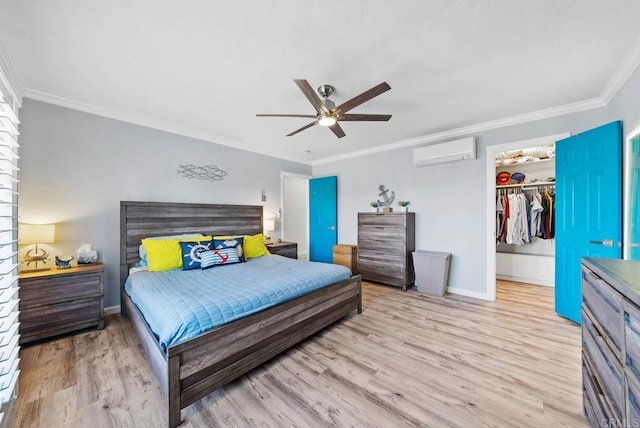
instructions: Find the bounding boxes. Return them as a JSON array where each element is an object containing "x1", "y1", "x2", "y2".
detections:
[{"x1": 1, "y1": 1, "x2": 639, "y2": 164}]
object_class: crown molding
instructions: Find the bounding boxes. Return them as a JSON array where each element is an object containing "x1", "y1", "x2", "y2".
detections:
[
  {"x1": 601, "y1": 34, "x2": 640, "y2": 104},
  {"x1": 0, "y1": 37, "x2": 21, "y2": 107},
  {"x1": 22, "y1": 86, "x2": 606, "y2": 169},
  {"x1": 311, "y1": 97, "x2": 605, "y2": 166},
  {"x1": 22, "y1": 88, "x2": 312, "y2": 165}
]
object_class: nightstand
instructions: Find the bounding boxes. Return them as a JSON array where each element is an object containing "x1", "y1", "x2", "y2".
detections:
[
  {"x1": 266, "y1": 242, "x2": 298, "y2": 259},
  {"x1": 19, "y1": 263, "x2": 105, "y2": 344}
]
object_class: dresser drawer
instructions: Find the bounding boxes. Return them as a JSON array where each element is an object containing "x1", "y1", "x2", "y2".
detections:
[
  {"x1": 627, "y1": 369, "x2": 640, "y2": 428},
  {"x1": 358, "y1": 252, "x2": 406, "y2": 268},
  {"x1": 359, "y1": 269, "x2": 406, "y2": 287},
  {"x1": 358, "y1": 214, "x2": 406, "y2": 227},
  {"x1": 582, "y1": 266, "x2": 624, "y2": 358},
  {"x1": 358, "y1": 239, "x2": 406, "y2": 254},
  {"x1": 20, "y1": 272, "x2": 103, "y2": 308},
  {"x1": 582, "y1": 309, "x2": 624, "y2": 418},
  {"x1": 583, "y1": 359, "x2": 613, "y2": 426},
  {"x1": 625, "y1": 302, "x2": 640, "y2": 380}
]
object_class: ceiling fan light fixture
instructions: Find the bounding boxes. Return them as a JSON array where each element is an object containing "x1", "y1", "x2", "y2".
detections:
[{"x1": 318, "y1": 114, "x2": 337, "y2": 127}]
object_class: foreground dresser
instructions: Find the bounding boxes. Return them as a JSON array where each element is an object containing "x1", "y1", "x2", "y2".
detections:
[
  {"x1": 357, "y1": 212, "x2": 415, "y2": 290},
  {"x1": 19, "y1": 263, "x2": 105, "y2": 344},
  {"x1": 581, "y1": 258, "x2": 640, "y2": 427}
]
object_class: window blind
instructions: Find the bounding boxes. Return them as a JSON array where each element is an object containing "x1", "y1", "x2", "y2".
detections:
[{"x1": 0, "y1": 87, "x2": 19, "y2": 424}]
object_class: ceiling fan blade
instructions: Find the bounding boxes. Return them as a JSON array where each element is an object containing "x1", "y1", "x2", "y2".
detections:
[
  {"x1": 339, "y1": 114, "x2": 392, "y2": 121},
  {"x1": 335, "y1": 82, "x2": 391, "y2": 114},
  {"x1": 257, "y1": 114, "x2": 317, "y2": 118},
  {"x1": 286, "y1": 120, "x2": 318, "y2": 137},
  {"x1": 294, "y1": 79, "x2": 330, "y2": 114},
  {"x1": 329, "y1": 123, "x2": 346, "y2": 138}
]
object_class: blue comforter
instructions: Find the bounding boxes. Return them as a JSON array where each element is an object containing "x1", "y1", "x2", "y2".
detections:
[{"x1": 125, "y1": 255, "x2": 352, "y2": 350}]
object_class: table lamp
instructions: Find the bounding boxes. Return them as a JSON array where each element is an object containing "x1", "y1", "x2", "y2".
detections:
[
  {"x1": 19, "y1": 223, "x2": 55, "y2": 272},
  {"x1": 264, "y1": 219, "x2": 275, "y2": 244}
]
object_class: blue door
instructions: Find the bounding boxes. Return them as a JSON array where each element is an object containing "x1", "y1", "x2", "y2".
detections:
[
  {"x1": 309, "y1": 176, "x2": 337, "y2": 263},
  {"x1": 625, "y1": 131, "x2": 640, "y2": 260},
  {"x1": 555, "y1": 121, "x2": 622, "y2": 323}
]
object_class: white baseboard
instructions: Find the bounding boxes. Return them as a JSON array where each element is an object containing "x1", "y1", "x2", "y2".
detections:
[
  {"x1": 104, "y1": 305, "x2": 121, "y2": 315},
  {"x1": 446, "y1": 287, "x2": 493, "y2": 301},
  {"x1": 496, "y1": 274, "x2": 554, "y2": 287}
]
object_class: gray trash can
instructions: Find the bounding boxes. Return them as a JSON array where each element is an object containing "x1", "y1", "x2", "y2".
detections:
[{"x1": 412, "y1": 251, "x2": 451, "y2": 296}]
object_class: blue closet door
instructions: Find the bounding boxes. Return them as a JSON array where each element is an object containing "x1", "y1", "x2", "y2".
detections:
[
  {"x1": 555, "y1": 121, "x2": 622, "y2": 324},
  {"x1": 625, "y1": 131, "x2": 640, "y2": 260}
]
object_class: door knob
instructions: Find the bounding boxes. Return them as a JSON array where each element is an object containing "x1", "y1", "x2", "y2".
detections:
[
  {"x1": 589, "y1": 239, "x2": 613, "y2": 247},
  {"x1": 328, "y1": 226, "x2": 336, "y2": 231}
]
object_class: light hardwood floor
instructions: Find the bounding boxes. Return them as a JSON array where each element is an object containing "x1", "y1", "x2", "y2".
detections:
[{"x1": 8, "y1": 281, "x2": 586, "y2": 427}]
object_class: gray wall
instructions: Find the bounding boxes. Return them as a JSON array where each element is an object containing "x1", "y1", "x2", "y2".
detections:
[
  {"x1": 18, "y1": 99, "x2": 311, "y2": 307},
  {"x1": 606, "y1": 65, "x2": 640, "y2": 134},
  {"x1": 313, "y1": 108, "x2": 612, "y2": 296}
]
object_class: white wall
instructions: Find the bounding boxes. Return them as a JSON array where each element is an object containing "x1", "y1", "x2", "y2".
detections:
[
  {"x1": 282, "y1": 174, "x2": 309, "y2": 259},
  {"x1": 18, "y1": 99, "x2": 312, "y2": 307},
  {"x1": 313, "y1": 108, "x2": 609, "y2": 298}
]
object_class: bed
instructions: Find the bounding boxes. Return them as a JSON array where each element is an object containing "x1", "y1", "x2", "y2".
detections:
[{"x1": 120, "y1": 201, "x2": 362, "y2": 427}]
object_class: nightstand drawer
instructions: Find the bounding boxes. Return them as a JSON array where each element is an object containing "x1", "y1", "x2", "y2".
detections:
[
  {"x1": 20, "y1": 272, "x2": 103, "y2": 308},
  {"x1": 266, "y1": 242, "x2": 297, "y2": 259},
  {"x1": 271, "y1": 246, "x2": 297, "y2": 259},
  {"x1": 20, "y1": 297, "x2": 102, "y2": 343}
]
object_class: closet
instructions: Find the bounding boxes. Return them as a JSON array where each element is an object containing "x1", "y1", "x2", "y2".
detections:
[{"x1": 495, "y1": 145, "x2": 555, "y2": 286}]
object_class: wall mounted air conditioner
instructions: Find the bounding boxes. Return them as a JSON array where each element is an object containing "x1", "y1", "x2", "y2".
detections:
[{"x1": 413, "y1": 137, "x2": 476, "y2": 167}]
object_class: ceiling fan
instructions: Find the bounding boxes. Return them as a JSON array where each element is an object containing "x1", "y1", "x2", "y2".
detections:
[{"x1": 256, "y1": 79, "x2": 391, "y2": 138}]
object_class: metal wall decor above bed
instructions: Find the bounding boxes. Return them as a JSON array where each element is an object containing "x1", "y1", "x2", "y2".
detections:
[
  {"x1": 176, "y1": 164, "x2": 227, "y2": 182},
  {"x1": 119, "y1": 201, "x2": 362, "y2": 427}
]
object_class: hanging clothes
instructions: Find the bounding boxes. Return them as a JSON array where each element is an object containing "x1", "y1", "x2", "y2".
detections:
[
  {"x1": 530, "y1": 192, "x2": 544, "y2": 237},
  {"x1": 496, "y1": 186, "x2": 555, "y2": 245}
]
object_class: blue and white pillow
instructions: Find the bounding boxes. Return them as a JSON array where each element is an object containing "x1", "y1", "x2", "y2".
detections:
[
  {"x1": 179, "y1": 240, "x2": 214, "y2": 270},
  {"x1": 200, "y1": 250, "x2": 217, "y2": 270},
  {"x1": 200, "y1": 238, "x2": 245, "y2": 268}
]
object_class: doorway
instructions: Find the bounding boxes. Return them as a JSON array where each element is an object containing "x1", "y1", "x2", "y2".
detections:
[
  {"x1": 486, "y1": 133, "x2": 568, "y2": 301},
  {"x1": 281, "y1": 171, "x2": 310, "y2": 260}
]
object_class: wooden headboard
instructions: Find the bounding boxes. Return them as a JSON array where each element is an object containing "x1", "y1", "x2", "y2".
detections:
[{"x1": 120, "y1": 201, "x2": 263, "y2": 290}]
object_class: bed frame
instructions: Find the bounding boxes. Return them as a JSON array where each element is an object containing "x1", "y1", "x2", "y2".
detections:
[{"x1": 120, "y1": 201, "x2": 362, "y2": 427}]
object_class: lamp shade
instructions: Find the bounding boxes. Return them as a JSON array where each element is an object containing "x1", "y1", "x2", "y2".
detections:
[
  {"x1": 19, "y1": 224, "x2": 55, "y2": 245},
  {"x1": 264, "y1": 219, "x2": 275, "y2": 232}
]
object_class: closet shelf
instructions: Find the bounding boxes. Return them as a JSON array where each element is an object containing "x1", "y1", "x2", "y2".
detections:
[
  {"x1": 495, "y1": 158, "x2": 555, "y2": 168},
  {"x1": 496, "y1": 181, "x2": 556, "y2": 189}
]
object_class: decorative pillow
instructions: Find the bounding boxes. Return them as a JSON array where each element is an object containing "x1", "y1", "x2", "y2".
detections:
[
  {"x1": 243, "y1": 233, "x2": 270, "y2": 259},
  {"x1": 200, "y1": 250, "x2": 217, "y2": 270},
  {"x1": 139, "y1": 233, "x2": 203, "y2": 266},
  {"x1": 179, "y1": 240, "x2": 214, "y2": 270},
  {"x1": 206, "y1": 237, "x2": 246, "y2": 267},
  {"x1": 142, "y1": 235, "x2": 212, "y2": 272}
]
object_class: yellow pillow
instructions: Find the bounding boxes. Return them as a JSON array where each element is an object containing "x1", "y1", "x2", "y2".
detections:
[
  {"x1": 213, "y1": 234, "x2": 270, "y2": 259},
  {"x1": 142, "y1": 235, "x2": 212, "y2": 272},
  {"x1": 244, "y1": 234, "x2": 270, "y2": 259}
]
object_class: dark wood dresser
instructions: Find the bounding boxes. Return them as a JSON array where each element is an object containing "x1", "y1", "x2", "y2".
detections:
[
  {"x1": 581, "y1": 257, "x2": 640, "y2": 427},
  {"x1": 266, "y1": 241, "x2": 297, "y2": 259},
  {"x1": 357, "y1": 212, "x2": 415, "y2": 290},
  {"x1": 19, "y1": 263, "x2": 105, "y2": 344}
]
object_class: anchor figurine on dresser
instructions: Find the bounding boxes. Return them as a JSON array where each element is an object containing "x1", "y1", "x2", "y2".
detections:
[{"x1": 377, "y1": 185, "x2": 395, "y2": 212}]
